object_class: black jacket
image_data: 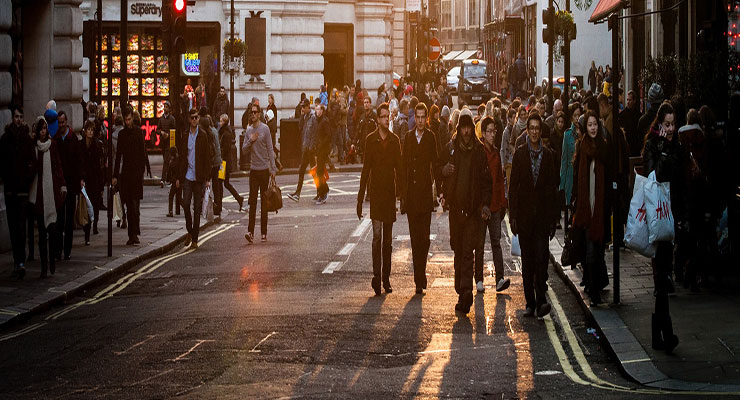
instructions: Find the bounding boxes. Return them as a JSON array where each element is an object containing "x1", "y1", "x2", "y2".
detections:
[
  {"x1": 212, "y1": 94, "x2": 230, "y2": 121},
  {"x1": 218, "y1": 124, "x2": 237, "y2": 173},
  {"x1": 316, "y1": 114, "x2": 333, "y2": 158},
  {"x1": 402, "y1": 128, "x2": 443, "y2": 214},
  {"x1": 178, "y1": 127, "x2": 213, "y2": 183},
  {"x1": 54, "y1": 129, "x2": 85, "y2": 194},
  {"x1": 114, "y1": 127, "x2": 147, "y2": 201},
  {"x1": 619, "y1": 106, "x2": 642, "y2": 157},
  {"x1": 0, "y1": 123, "x2": 35, "y2": 195},
  {"x1": 157, "y1": 113, "x2": 177, "y2": 150},
  {"x1": 442, "y1": 136, "x2": 492, "y2": 216},
  {"x1": 642, "y1": 131, "x2": 687, "y2": 222},
  {"x1": 358, "y1": 129, "x2": 404, "y2": 223},
  {"x1": 82, "y1": 138, "x2": 105, "y2": 194},
  {"x1": 509, "y1": 142, "x2": 559, "y2": 239}
]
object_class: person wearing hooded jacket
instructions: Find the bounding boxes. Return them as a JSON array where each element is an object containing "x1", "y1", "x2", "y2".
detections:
[{"x1": 440, "y1": 108, "x2": 492, "y2": 314}]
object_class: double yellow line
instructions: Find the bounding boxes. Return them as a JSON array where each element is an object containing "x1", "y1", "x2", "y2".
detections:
[{"x1": 0, "y1": 223, "x2": 235, "y2": 342}]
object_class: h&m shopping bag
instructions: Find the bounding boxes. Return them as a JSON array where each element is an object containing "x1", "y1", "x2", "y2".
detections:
[
  {"x1": 644, "y1": 171, "x2": 675, "y2": 244},
  {"x1": 624, "y1": 173, "x2": 657, "y2": 257}
]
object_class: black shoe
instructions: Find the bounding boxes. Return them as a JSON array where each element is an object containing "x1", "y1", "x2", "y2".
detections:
[
  {"x1": 371, "y1": 277, "x2": 381, "y2": 296},
  {"x1": 651, "y1": 313, "x2": 665, "y2": 350},
  {"x1": 244, "y1": 232, "x2": 254, "y2": 244},
  {"x1": 589, "y1": 290, "x2": 603, "y2": 306},
  {"x1": 93, "y1": 226, "x2": 99, "y2": 235},
  {"x1": 63, "y1": 255, "x2": 71, "y2": 261},
  {"x1": 49, "y1": 261, "x2": 55, "y2": 275},
  {"x1": 12, "y1": 264, "x2": 26, "y2": 280},
  {"x1": 287, "y1": 193, "x2": 300, "y2": 202},
  {"x1": 166, "y1": 212, "x2": 174, "y2": 217},
  {"x1": 415, "y1": 287, "x2": 424, "y2": 295},
  {"x1": 523, "y1": 307, "x2": 535, "y2": 317},
  {"x1": 126, "y1": 239, "x2": 135, "y2": 245},
  {"x1": 133, "y1": 237, "x2": 140, "y2": 244},
  {"x1": 383, "y1": 282, "x2": 393, "y2": 294},
  {"x1": 661, "y1": 315, "x2": 679, "y2": 354},
  {"x1": 183, "y1": 233, "x2": 192, "y2": 247},
  {"x1": 121, "y1": 221, "x2": 127, "y2": 229},
  {"x1": 237, "y1": 197, "x2": 244, "y2": 212},
  {"x1": 536, "y1": 303, "x2": 552, "y2": 318}
]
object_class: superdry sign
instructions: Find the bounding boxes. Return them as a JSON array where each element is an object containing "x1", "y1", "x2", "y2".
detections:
[{"x1": 128, "y1": 1, "x2": 162, "y2": 21}]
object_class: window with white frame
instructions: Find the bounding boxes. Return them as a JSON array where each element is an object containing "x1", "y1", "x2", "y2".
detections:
[
  {"x1": 441, "y1": 0, "x2": 452, "y2": 29},
  {"x1": 455, "y1": 0, "x2": 465, "y2": 29}
]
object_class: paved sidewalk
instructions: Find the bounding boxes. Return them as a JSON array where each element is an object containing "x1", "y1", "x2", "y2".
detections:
[
  {"x1": 0, "y1": 183, "x2": 224, "y2": 331},
  {"x1": 550, "y1": 230, "x2": 740, "y2": 391}
]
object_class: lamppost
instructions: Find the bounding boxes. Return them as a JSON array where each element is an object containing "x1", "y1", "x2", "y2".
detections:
[{"x1": 229, "y1": 0, "x2": 235, "y2": 131}]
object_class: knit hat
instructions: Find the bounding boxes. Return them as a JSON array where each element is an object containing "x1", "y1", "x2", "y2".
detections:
[
  {"x1": 441, "y1": 105, "x2": 451, "y2": 119},
  {"x1": 457, "y1": 107, "x2": 475, "y2": 131},
  {"x1": 198, "y1": 106, "x2": 209, "y2": 117},
  {"x1": 647, "y1": 83, "x2": 664, "y2": 104},
  {"x1": 43, "y1": 109, "x2": 58, "y2": 137}
]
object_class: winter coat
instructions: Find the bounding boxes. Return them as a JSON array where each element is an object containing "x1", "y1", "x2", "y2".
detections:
[
  {"x1": 316, "y1": 114, "x2": 333, "y2": 159},
  {"x1": 571, "y1": 137, "x2": 614, "y2": 245},
  {"x1": 358, "y1": 129, "x2": 404, "y2": 222},
  {"x1": 157, "y1": 113, "x2": 177, "y2": 151},
  {"x1": 299, "y1": 110, "x2": 318, "y2": 152},
  {"x1": 82, "y1": 138, "x2": 105, "y2": 195},
  {"x1": 509, "y1": 141, "x2": 559, "y2": 239},
  {"x1": 0, "y1": 122, "x2": 35, "y2": 195},
  {"x1": 166, "y1": 154, "x2": 180, "y2": 183},
  {"x1": 32, "y1": 140, "x2": 66, "y2": 214},
  {"x1": 114, "y1": 127, "x2": 147, "y2": 201},
  {"x1": 393, "y1": 113, "x2": 409, "y2": 147},
  {"x1": 178, "y1": 126, "x2": 214, "y2": 183},
  {"x1": 484, "y1": 144, "x2": 507, "y2": 213},
  {"x1": 219, "y1": 124, "x2": 237, "y2": 174},
  {"x1": 212, "y1": 94, "x2": 230, "y2": 121},
  {"x1": 401, "y1": 128, "x2": 442, "y2": 214},
  {"x1": 54, "y1": 128, "x2": 85, "y2": 194},
  {"x1": 559, "y1": 124, "x2": 577, "y2": 204}
]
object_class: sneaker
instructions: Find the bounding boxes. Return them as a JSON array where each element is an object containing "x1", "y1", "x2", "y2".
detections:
[
  {"x1": 189, "y1": 242, "x2": 198, "y2": 250},
  {"x1": 245, "y1": 232, "x2": 254, "y2": 244},
  {"x1": 121, "y1": 221, "x2": 127, "y2": 229},
  {"x1": 183, "y1": 233, "x2": 192, "y2": 247},
  {"x1": 160, "y1": 181, "x2": 164, "y2": 188},
  {"x1": 261, "y1": 235, "x2": 267, "y2": 242},
  {"x1": 496, "y1": 278, "x2": 511, "y2": 292},
  {"x1": 476, "y1": 281, "x2": 485, "y2": 293},
  {"x1": 214, "y1": 215, "x2": 221, "y2": 223},
  {"x1": 536, "y1": 303, "x2": 552, "y2": 318},
  {"x1": 315, "y1": 195, "x2": 327, "y2": 205},
  {"x1": 287, "y1": 193, "x2": 300, "y2": 202},
  {"x1": 523, "y1": 307, "x2": 536, "y2": 317},
  {"x1": 85, "y1": 241, "x2": 90, "y2": 246}
]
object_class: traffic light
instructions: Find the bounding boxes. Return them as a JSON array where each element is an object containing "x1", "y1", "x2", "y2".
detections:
[
  {"x1": 542, "y1": 6, "x2": 555, "y2": 45},
  {"x1": 172, "y1": 0, "x2": 187, "y2": 54}
]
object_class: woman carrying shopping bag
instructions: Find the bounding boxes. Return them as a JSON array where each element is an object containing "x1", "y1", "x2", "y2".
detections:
[
  {"x1": 642, "y1": 101, "x2": 686, "y2": 354},
  {"x1": 28, "y1": 117, "x2": 66, "y2": 278}
]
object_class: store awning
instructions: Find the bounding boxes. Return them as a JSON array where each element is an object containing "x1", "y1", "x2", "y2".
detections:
[
  {"x1": 442, "y1": 50, "x2": 463, "y2": 61},
  {"x1": 454, "y1": 50, "x2": 477, "y2": 61},
  {"x1": 589, "y1": 0, "x2": 628, "y2": 22}
]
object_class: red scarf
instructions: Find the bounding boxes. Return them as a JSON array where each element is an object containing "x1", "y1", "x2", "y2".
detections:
[{"x1": 573, "y1": 136, "x2": 605, "y2": 244}]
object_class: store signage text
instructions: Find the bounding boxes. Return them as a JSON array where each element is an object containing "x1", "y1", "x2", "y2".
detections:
[
  {"x1": 182, "y1": 53, "x2": 201, "y2": 76},
  {"x1": 128, "y1": 1, "x2": 162, "y2": 21}
]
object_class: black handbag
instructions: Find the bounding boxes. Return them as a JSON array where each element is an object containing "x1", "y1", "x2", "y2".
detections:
[
  {"x1": 264, "y1": 176, "x2": 283, "y2": 213},
  {"x1": 561, "y1": 228, "x2": 584, "y2": 268}
]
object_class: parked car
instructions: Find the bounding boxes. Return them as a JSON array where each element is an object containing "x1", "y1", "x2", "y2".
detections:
[
  {"x1": 447, "y1": 66, "x2": 460, "y2": 93},
  {"x1": 458, "y1": 59, "x2": 492, "y2": 106}
]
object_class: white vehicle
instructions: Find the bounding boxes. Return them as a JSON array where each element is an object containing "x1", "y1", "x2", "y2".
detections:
[{"x1": 446, "y1": 66, "x2": 460, "y2": 93}]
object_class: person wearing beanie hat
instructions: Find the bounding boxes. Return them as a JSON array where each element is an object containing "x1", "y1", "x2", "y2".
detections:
[
  {"x1": 440, "y1": 108, "x2": 493, "y2": 314},
  {"x1": 509, "y1": 111, "x2": 559, "y2": 319},
  {"x1": 637, "y1": 83, "x2": 664, "y2": 140},
  {"x1": 401, "y1": 102, "x2": 443, "y2": 294}
]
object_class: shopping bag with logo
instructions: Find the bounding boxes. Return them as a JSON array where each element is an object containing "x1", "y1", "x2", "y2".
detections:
[
  {"x1": 81, "y1": 187, "x2": 95, "y2": 224},
  {"x1": 644, "y1": 171, "x2": 674, "y2": 244},
  {"x1": 624, "y1": 173, "x2": 657, "y2": 257},
  {"x1": 202, "y1": 186, "x2": 214, "y2": 222},
  {"x1": 113, "y1": 192, "x2": 123, "y2": 222},
  {"x1": 75, "y1": 194, "x2": 89, "y2": 228},
  {"x1": 264, "y1": 176, "x2": 283, "y2": 213},
  {"x1": 511, "y1": 234, "x2": 521, "y2": 257}
]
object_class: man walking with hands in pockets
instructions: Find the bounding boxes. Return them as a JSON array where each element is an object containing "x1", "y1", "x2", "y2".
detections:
[
  {"x1": 242, "y1": 102, "x2": 277, "y2": 243},
  {"x1": 177, "y1": 108, "x2": 212, "y2": 250},
  {"x1": 357, "y1": 102, "x2": 404, "y2": 296}
]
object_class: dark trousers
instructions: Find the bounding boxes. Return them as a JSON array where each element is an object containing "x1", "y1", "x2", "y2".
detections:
[
  {"x1": 83, "y1": 189, "x2": 102, "y2": 242},
  {"x1": 161, "y1": 150, "x2": 169, "y2": 182},
  {"x1": 476, "y1": 211, "x2": 505, "y2": 282},
  {"x1": 316, "y1": 153, "x2": 329, "y2": 198},
  {"x1": 213, "y1": 172, "x2": 223, "y2": 216},
  {"x1": 124, "y1": 197, "x2": 141, "y2": 240},
  {"x1": 169, "y1": 184, "x2": 182, "y2": 214},
  {"x1": 56, "y1": 193, "x2": 77, "y2": 258},
  {"x1": 36, "y1": 215, "x2": 57, "y2": 273},
  {"x1": 520, "y1": 234, "x2": 549, "y2": 310},
  {"x1": 223, "y1": 172, "x2": 242, "y2": 204},
  {"x1": 27, "y1": 210, "x2": 35, "y2": 260},
  {"x1": 452, "y1": 211, "x2": 478, "y2": 298},
  {"x1": 371, "y1": 220, "x2": 393, "y2": 284},
  {"x1": 408, "y1": 212, "x2": 431, "y2": 289},
  {"x1": 4, "y1": 193, "x2": 27, "y2": 266},
  {"x1": 183, "y1": 179, "x2": 205, "y2": 243},
  {"x1": 653, "y1": 241, "x2": 673, "y2": 319},
  {"x1": 248, "y1": 169, "x2": 270, "y2": 235},
  {"x1": 295, "y1": 150, "x2": 315, "y2": 195}
]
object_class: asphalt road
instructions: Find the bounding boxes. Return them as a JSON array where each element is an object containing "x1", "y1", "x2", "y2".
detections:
[{"x1": 0, "y1": 173, "x2": 704, "y2": 399}]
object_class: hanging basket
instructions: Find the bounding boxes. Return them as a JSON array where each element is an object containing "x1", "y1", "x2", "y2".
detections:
[{"x1": 222, "y1": 38, "x2": 247, "y2": 74}]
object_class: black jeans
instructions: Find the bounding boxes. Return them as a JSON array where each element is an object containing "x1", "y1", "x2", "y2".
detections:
[
  {"x1": 83, "y1": 189, "x2": 103, "y2": 242},
  {"x1": 248, "y1": 169, "x2": 269, "y2": 235},
  {"x1": 213, "y1": 174, "x2": 223, "y2": 216},
  {"x1": 169, "y1": 184, "x2": 182, "y2": 214},
  {"x1": 183, "y1": 179, "x2": 205, "y2": 243},
  {"x1": 124, "y1": 197, "x2": 141, "y2": 241},
  {"x1": 36, "y1": 215, "x2": 57, "y2": 273},
  {"x1": 294, "y1": 149, "x2": 315, "y2": 195},
  {"x1": 452, "y1": 211, "x2": 478, "y2": 299},
  {"x1": 316, "y1": 153, "x2": 329, "y2": 198},
  {"x1": 56, "y1": 193, "x2": 76, "y2": 258},
  {"x1": 4, "y1": 193, "x2": 28, "y2": 266},
  {"x1": 371, "y1": 220, "x2": 393, "y2": 284},
  {"x1": 223, "y1": 171, "x2": 242, "y2": 204},
  {"x1": 476, "y1": 211, "x2": 505, "y2": 282},
  {"x1": 408, "y1": 212, "x2": 431, "y2": 289},
  {"x1": 520, "y1": 234, "x2": 549, "y2": 310}
]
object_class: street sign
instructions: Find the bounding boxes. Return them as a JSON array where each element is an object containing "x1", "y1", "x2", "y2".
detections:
[
  {"x1": 428, "y1": 37, "x2": 441, "y2": 61},
  {"x1": 476, "y1": 49, "x2": 483, "y2": 59}
]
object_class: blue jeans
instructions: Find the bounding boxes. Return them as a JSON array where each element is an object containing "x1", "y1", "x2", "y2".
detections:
[{"x1": 183, "y1": 180, "x2": 205, "y2": 243}]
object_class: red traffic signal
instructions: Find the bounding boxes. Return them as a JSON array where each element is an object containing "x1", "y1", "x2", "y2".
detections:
[{"x1": 174, "y1": 0, "x2": 185, "y2": 12}]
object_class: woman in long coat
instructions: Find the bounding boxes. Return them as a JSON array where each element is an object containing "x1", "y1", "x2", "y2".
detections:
[
  {"x1": 81, "y1": 120, "x2": 105, "y2": 243},
  {"x1": 113, "y1": 106, "x2": 147, "y2": 245}
]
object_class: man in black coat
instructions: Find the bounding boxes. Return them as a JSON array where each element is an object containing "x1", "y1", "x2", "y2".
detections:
[
  {"x1": 357, "y1": 102, "x2": 404, "y2": 295},
  {"x1": 0, "y1": 106, "x2": 36, "y2": 278},
  {"x1": 157, "y1": 101, "x2": 177, "y2": 187},
  {"x1": 113, "y1": 106, "x2": 147, "y2": 245},
  {"x1": 401, "y1": 103, "x2": 443, "y2": 294},
  {"x1": 441, "y1": 108, "x2": 492, "y2": 314},
  {"x1": 176, "y1": 108, "x2": 213, "y2": 249},
  {"x1": 212, "y1": 86, "x2": 230, "y2": 123},
  {"x1": 509, "y1": 111, "x2": 559, "y2": 319},
  {"x1": 619, "y1": 90, "x2": 643, "y2": 157},
  {"x1": 54, "y1": 111, "x2": 85, "y2": 260}
]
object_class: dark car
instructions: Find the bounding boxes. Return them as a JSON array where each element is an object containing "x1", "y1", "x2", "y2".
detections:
[{"x1": 458, "y1": 59, "x2": 492, "y2": 106}]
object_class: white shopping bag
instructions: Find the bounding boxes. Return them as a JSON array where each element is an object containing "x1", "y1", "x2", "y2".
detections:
[
  {"x1": 644, "y1": 171, "x2": 675, "y2": 243},
  {"x1": 201, "y1": 186, "x2": 214, "y2": 222},
  {"x1": 624, "y1": 173, "x2": 657, "y2": 257},
  {"x1": 511, "y1": 234, "x2": 521, "y2": 257},
  {"x1": 112, "y1": 192, "x2": 123, "y2": 222},
  {"x1": 81, "y1": 187, "x2": 95, "y2": 224}
]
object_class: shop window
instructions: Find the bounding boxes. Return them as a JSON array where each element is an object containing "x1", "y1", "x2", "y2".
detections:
[
  {"x1": 127, "y1": 77, "x2": 139, "y2": 96},
  {"x1": 128, "y1": 34, "x2": 139, "y2": 51},
  {"x1": 127, "y1": 55, "x2": 139, "y2": 74},
  {"x1": 142, "y1": 100, "x2": 155, "y2": 118},
  {"x1": 142, "y1": 55, "x2": 155, "y2": 74}
]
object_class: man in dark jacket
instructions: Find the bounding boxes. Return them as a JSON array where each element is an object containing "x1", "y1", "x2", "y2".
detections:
[
  {"x1": 287, "y1": 99, "x2": 318, "y2": 202},
  {"x1": 619, "y1": 90, "x2": 642, "y2": 157},
  {"x1": 314, "y1": 104, "x2": 333, "y2": 204},
  {"x1": 157, "y1": 101, "x2": 177, "y2": 187},
  {"x1": 113, "y1": 106, "x2": 147, "y2": 245},
  {"x1": 1, "y1": 106, "x2": 36, "y2": 277},
  {"x1": 402, "y1": 103, "x2": 443, "y2": 294},
  {"x1": 54, "y1": 111, "x2": 84, "y2": 259},
  {"x1": 637, "y1": 83, "x2": 663, "y2": 141},
  {"x1": 356, "y1": 95, "x2": 377, "y2": 159},
  {"x1": 357, "y1": 102, "x2": 404, "y2": 295},
  {"x1": 509, "y1": 111, "x2": 558, "y2": 319},
  {"x1": 212, "y1": 86, "x2": 230, "y2": 123},
  {"x1": 176, "y1": 108, "x2": 213, "y2": 249},
  {"x1": 441, "y1": 108, "x2": 492, "y2": 314}
]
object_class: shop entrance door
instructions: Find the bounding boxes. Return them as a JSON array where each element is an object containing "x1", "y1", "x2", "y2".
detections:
[{"x1": 323, "y1": 24, "x2": 353, "y2": 91}]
